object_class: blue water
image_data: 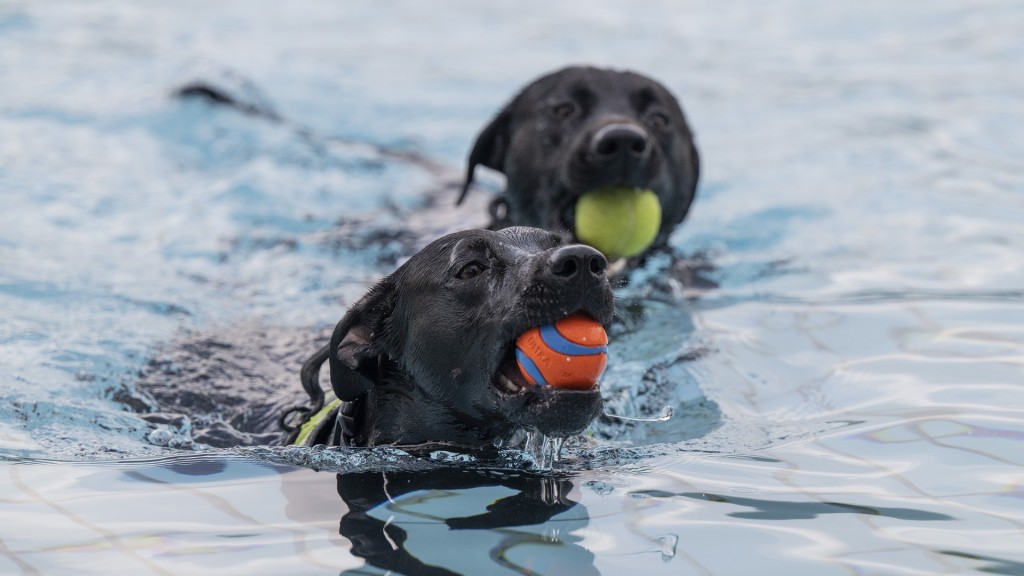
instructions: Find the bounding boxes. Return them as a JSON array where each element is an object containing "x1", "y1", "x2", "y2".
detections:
[{"x1": 3, "y1": 1, "x2": 1024, "y2": 574}]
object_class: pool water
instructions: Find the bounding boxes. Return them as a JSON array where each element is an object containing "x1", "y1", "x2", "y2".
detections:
[{"x1": 3, "y1": 1, "x2": 1024, "y2": 574}]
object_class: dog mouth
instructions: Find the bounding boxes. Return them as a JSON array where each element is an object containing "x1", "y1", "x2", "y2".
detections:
[
  {"x1": 483, "y1": 267, "x2": 612, "y2": 437},
  {"x1": 489, "y1": 313, "x2": 607, "y2": 438},
  {"x1": 493, "y1": 346, "x2": 534, "y2": 396},
  {"x1": 489, "y1": 310, "x2": 607, "y2": 398},
  {"x1": 558, "y1": 184, "x2": 657, "y2": 228},
  {"x1": 557, "y1": 187, "x2": 659, "y2": 271}
]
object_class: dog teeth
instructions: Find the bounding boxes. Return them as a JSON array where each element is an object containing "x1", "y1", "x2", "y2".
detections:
[{"x1": 497, "y1": 373, "x2": 522, "y2": 394}]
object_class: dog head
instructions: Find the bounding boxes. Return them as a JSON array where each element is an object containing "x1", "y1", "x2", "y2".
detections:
[
  {"x1": 328, "y1": 227, "x2": 614, "y2": 448},
  {"x1": 459, "y1": 66, "x2": 699, "y2": 263}
]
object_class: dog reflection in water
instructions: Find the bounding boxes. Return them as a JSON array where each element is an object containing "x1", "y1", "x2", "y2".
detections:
[{"x1": 336, "y1": 467, "x2": 599, "y2": 576}]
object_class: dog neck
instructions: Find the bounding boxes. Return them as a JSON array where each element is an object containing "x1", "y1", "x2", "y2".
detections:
[{"x1": 352, "y1": 361, "x2": 518, "y2": 448}]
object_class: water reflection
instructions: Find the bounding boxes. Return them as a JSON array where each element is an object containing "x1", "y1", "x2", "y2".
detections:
[
  {"x1": 940, "y1": 550, "x2": 1024, "y2": 576},
  {"x1": 336, "y1": 468, "x2": 599, "y2": 576},
  {"x1": 635, "y1": 490, "x2": 955, "y2": 522}
]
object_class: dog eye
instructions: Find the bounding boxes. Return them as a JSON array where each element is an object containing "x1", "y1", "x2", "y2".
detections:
[
  {"x1": 646, "y1": 111, "x2": 670, "y2": 130},
  {"x1": 550, "y1": 102, "x2": 576, "y2": 120},
  {"x1": 456, "y1": 261, "x2": 488, "y2": 279}
]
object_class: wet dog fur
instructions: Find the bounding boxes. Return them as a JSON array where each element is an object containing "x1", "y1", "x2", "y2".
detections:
[
  {"x1": 460, "y1": 65, "x2": 700, "y2": 265},
  {"x1": 313, "y1": 227, "x2": 614, "y2": 448}
]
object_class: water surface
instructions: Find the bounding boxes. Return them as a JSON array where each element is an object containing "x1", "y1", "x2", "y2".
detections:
[{"x1": 2, "y1": 1, "x2": 1023, "y2": 574}]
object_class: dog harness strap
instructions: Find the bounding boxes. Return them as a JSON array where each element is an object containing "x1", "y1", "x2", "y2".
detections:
[
  {"x1": 335, "y1": 396, "x2": 361, "y2": 447},
  {"x1": 292, "y1": 393, "x2": 342, "y2": 446},
  {"x1": 289, "y1": 390, "x2": 363, "y2": 447}
]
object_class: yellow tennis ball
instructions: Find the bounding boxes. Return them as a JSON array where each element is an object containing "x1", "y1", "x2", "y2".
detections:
[{"x1": 575, "y1": 188, "x2": 662, "y2": 258}]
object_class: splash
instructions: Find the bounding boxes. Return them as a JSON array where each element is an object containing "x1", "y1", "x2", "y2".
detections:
[
  {"x1": 523, "y1": 432, "x2": 567, "y2": 470},
  {"x1": 604, "y1": 405, "x2": 675, "y2": 423}
]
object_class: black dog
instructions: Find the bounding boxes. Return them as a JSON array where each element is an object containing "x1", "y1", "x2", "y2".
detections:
[
  {"x1": 459, "y1": 66, "x2": 700, "y2": 264},
  {"x1": 294, "y1": 227, "x2": 614, "y2": 448},
  {"x1": 175, "y1": 65, "x2": 699, "y2": 268}
]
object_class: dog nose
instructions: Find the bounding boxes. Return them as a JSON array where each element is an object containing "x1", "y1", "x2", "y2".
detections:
[
  {"x1": 549, "y1": 245, "x2": 608, "y2": 280},
  {"x1": 590, "y1": 123, "x2": 650, "y2": 160}
]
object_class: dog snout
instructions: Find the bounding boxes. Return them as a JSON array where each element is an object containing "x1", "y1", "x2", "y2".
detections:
[
  {"x1": 590, "y1": 122, "x2": 650, "y2": 162},
  {"x1": 548, "y1": 244, "x2": 608, "y2": 281}
]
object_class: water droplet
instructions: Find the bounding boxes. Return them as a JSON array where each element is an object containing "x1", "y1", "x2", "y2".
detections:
[{"x1": 651, "y1": 534, "x2": 678, "y2": 562}]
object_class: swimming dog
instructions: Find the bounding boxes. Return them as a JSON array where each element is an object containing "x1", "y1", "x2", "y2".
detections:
[
  {"x1": 290, "y1": 227, "x2": 614, "y2": 448},
  {"x1": 459, "y1": 66, "x2": 700, "y2": 266}
]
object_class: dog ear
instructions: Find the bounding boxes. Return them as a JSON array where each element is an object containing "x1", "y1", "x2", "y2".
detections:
[
  {"x1": 457, "y1": 108, "x2": 511, "y2": 205},
  {"x1": 328, "y1": 280, "x2": 396, "y2": 401}
]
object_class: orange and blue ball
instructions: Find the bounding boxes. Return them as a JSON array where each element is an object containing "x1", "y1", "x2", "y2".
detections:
[{"x1": 515, "y1": 314, "x2": 608, "y2": 390}]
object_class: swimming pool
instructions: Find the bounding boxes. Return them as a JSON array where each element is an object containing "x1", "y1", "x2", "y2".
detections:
[{"x1": 2, "y1": 1, "x2": 1023, "y2": 574}]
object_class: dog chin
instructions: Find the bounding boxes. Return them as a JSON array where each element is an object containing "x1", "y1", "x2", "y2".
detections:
[
  {"x1": 489, "y1": 338, "x2": 604, "y2": 438},
  {"x1": 521, "y1": 386, "x2": 603, "y2": 437}
]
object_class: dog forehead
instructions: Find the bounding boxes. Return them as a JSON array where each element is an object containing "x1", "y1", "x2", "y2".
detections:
[
  {"x1": 413, "y1": 228, "x2": 559, "y2": 268},
  {"x1": 519, "y1": 66, "x2": 665, "y2": 107},
  {"x1": 448, "y1": 228, "x2": 560, "y2": 263},
  {"x1": 495, "y1": 226, "x2": 562, "y2": 254}
]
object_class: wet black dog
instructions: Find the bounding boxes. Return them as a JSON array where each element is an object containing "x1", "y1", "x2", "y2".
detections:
[
  {"x1": 148, "y1": 69, "x2": 704, "y2": 449},
  {"x1": 300, "y1": 227, "x2": 614, "y2": 448},
  {"x1": 459, "y1": 66, "x2": 700, "y2": 265},
  {"x1": 175, "y1": 65, "x2": 699, "y2": 268}
]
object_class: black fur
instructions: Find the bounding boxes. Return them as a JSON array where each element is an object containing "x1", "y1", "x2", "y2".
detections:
[
  {"x1": 311, "y1": 227, "x2": 614, "y2": 448},
  {"x1": 460, "y1": 66, "x2": 700, "y2": 260}
]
